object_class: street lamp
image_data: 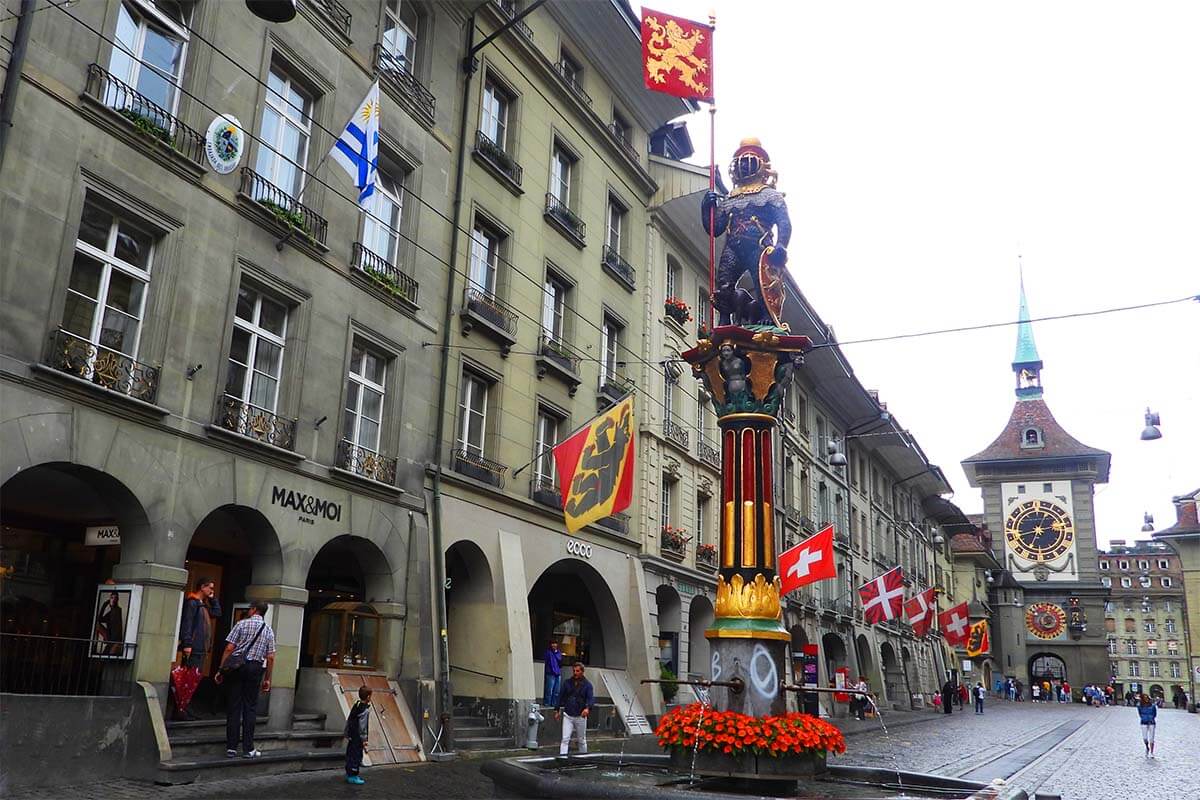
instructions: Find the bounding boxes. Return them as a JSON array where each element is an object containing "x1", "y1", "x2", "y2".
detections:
[
  {"x1": 1140, "y1": 408, "x2": 1162, "y2": 441},
  {"x1": 246, "y1": 0, "x2": 297, "y2": 22},
  {"x1": 1141, "y1": 513, "x2": 1155, "y2": 533},
  {"x1": 826, "y1": 438, "x2": 848, "y2": 467}
]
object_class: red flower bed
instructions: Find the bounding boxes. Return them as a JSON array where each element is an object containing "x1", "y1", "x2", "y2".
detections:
[{"x1": 655, "y1": 703, "x2": 846, "y2": 758}]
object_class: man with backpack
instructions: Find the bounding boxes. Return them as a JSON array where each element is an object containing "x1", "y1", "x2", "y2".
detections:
[{"x1": 215, "y1": 601, "x2": 276, "y2": 758}]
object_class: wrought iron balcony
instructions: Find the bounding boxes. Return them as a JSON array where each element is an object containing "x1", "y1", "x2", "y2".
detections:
[
  {"x1": 601, "y1": 245, "x2": 636, "y2": 292},
  {"x1": 462, "y1": 286, "x2": 517, "y2": 337},
  {"x1": 785, "y1": 506, "x2": 803, "y2": 525},
  {"x1": 554, "y1": 61, "x2": 592, "y2": 106},
  {"x1": 352, "y1": 242, "x2": 418, "y2": 305},
  {"x1": 473, "y1": 130, "x2": 523, "y2": 188},
  {"x1": 452, "y1": 447, "x2": 508, "y2": 488},
  {"x1": 530, "y1": 476, "x2": 560, "y2": 508},
  {"x1": 44, "y1": 329, "x2": 160, "y2": 403},
  {"x1": 661, "y1": 533, "x2": 687, "y2": 562},
  {"x1": 544, "y1": 193, "x2": 586, "y2": 245},
  {"x1": 307, "y1": 0, "x2": 351, "y2": 37},
  {"x1": 239, "y1": 168, "x2": 328, "y2": 246},
  {"x1": 491, "y1": 0, "x2": 534, "y2": 41},
  {"x1": 337, "y1": 440, "x2": 397, "y2": 485},
  {"x1": 596, "y1": 510, "x2": 629, "y2": 536},
  {"x1": 696, "y1": 545, "x2": 718, "y2": 572},
  {"x1": 375, "y1": 45, "x2": 435, "y2": 125},
  {"x1": 608, "y1": 121, "x2": 638, "y2": 161},
  {"x1": 664, "y1": 417, "x2": 689, "y2": 450},
  {"x1": 84, "y1": 64, "x2": 204, "y2": 166},
  {"x1": 537, "y1": 333, "x2": 582, "y2": 392},
  {"x1": 216, "y1": 395, "x2": 297, "y2": 450},
  {"x1": 598, "y1": 370, "x2": 635, "y2": 404},
  {"x1": 698, "y1": 439, "x2": 720, "y2": 469}
]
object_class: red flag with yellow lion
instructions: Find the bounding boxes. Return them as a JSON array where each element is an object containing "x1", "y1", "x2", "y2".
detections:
[
  {"x1": 553, "y1": 394, "x2": 635, "y2": 533},
  {"x1": 641, "y1": 8, "x2": 714, "y2": 101}
]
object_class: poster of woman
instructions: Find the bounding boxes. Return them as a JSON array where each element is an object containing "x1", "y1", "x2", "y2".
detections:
[{"x1": 91, "y1": 584, "x2": 142, "y2": 659}]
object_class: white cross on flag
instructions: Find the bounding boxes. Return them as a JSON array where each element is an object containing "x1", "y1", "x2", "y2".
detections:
[
  {"x1": 938, "y1": 601, "x2": 970, "y2": 647},
  {"x1": 904, "y1": 587, "x2": 937, "y2": 637},
  {"x1": 779, "y1": 524, "x2": 836, "y2": 596},
  {"x1": 858, "y1": 566, "x2": 905, "y2": 624}
]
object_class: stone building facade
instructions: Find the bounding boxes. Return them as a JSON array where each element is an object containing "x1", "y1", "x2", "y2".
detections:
[{"x1": 1153, "y1": 489, "x2": 1200, "y2": 711}]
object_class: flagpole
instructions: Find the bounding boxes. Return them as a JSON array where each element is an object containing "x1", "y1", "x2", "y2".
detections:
[{"x1": 707, "y1": 12, "x2": 717, "y2": 332}]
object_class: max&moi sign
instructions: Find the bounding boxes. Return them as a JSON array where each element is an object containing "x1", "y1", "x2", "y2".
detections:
[
  {"x1": 271, "y1": 485, "x2": 343, "y2": 526},
  {"x1": 85, "y1": 525, "x2": 120, "y2": 546}
]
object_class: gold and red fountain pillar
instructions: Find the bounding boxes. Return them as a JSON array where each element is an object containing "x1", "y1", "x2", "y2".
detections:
[{"x1": 682, "y1": 325, "x2": 811, "y2": 717}]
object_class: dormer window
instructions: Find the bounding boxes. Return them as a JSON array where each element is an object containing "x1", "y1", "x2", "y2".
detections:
[{"x1": 1021, "y1": 427, "x2": 1044, "y2": 449}]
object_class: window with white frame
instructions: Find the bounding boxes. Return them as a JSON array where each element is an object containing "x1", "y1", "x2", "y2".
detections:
[
  {"x1": 1149, "y1": 661, "x2": 1160, "y2": 678},
  {"x1": 1170, "y1": 661, "x2": 1181, "y2": 678},
  {"x1": 1148, "y1": 640, "x2": 1158, "y2": 655},
  {"x1": 1157, "y1": 559, "x2": 1169, "y2": 570},
  {"x1": 481, "y1": 78, "x2": 511, "y2": 149},
  {"x1": 550, "y1": 143, "x2": 574, "y2": 207},
  {"x1": 468, "y1": 221, "x2": 501, "y2": 294},
  {"x1": 108, "y1": 0, "x2": 189, "y2": 116},
  {"x1": 1144, "y1": 621, "x2": 1156, "y2": 634},
  {"x1": 1129, "y1": 661, "x2": 1140, "y2": 677},
  {"x1": 1099, "y1": 560, "x2": 1109, "y2": 570},
  {"x1": 558, "y1": 49, "x2": 583, "y2": 89},
  {"x1": 661, "y1": 478, "x2": 673, "y2": 529},
  {"x1": 663, "y1": 368, "x2": 677, "y2": 421},
  {"x1": 1163, "y1": 599, "x2": 1173, "y2": 613},
  {"x1": 1161, "y1": 576, "x2": 1172, "y2": 588},
  {"x1": 342, "y1": 339, "x2": 386, "y2": 454},
  {"x1": 1118, "y1": 560, "x2": 1129, "y2": 570},
  {"x1": 225, "y1": 283, "x2": 288, "y2": 414},
  {"x1": 534, "y1": 408, "x2": 561, "y2": 488},
  {"x1": 611, "y1": 110, "x2": 632, "y2": 146},
  {"x1": 361, "y1": 169, "x2": 405, "y2": 266},
  {"x1": 254, "y1": 67, "x2": 313, "y2": 199},
  {"x1": 62, "y1": 198, "x2": 154, "y2": 359},
  {"x1": 665, "y1": 257, "x2": 681, "y2": 301},
  {"x1": 1100, "y1": 576, "x2": 1111, "y2": 588},
  {"x1": 600, "y1": 315, "x2": 622, "y2": 385},
  {"x1": 1125, "y1": 639, "x2": 1137, "y2": 655},
  {"x1": 541, "y1": 273, "x2": 568, "y2": 342},
  {"x1": 382, "y1": 0, "x2": 419, "y2": 72},
  {"x1": 1121, "y1": 577, "x2": 1132, "y2": 588},
  {"x1": 1168, "y1": 640, "x2": 1179, "y2": 655},
  {"x1": 605, "y1": 196, "x2": 626, "y2": 255},
  {"x1": 1138, "y1": 560, "x2": 1149, "y2": 570},
  {"x1": 456, "y1": 370, "x2": 489, "y2": 456},
  {"x1": 696, "y1": 493, "x2": 708, "y2": 546},
  {"x1": 696, "y1": 286, "x2": 710, "y2": 330},
  {"x1": 1165, "y1": 618, "x2": 1176, "y2": 633},
  {"x1": 1106, "y1": 637, "x2": 1117, "y2": 655}
]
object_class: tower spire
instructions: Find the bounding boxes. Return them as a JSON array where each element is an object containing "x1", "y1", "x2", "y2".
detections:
[{"x1": 1012, "y1": 260, "x2": 1043, "y2": 398}]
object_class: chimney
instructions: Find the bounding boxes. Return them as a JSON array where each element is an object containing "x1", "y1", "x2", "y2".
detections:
[{"x1": 1175, "y1": 495, "x2": 1199, "y2": 529}]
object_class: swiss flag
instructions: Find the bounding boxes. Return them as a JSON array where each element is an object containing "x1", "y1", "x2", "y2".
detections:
[
  {"x1": 904, "y1": 587, "x2": 937, "y2": 637},
  {"x1": 858, "y1": 567, "x2": 905, "y2": 624},
  {"x1": 779, "y1": 525, "x2": 836, "y2": 596},
  {"x1": 938, "y1": 602, "x2": 971, "y2": 647}
]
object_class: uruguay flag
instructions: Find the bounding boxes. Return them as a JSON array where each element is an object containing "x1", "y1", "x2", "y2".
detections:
[{"x1": 330, "y1": 81, "x2": 380, "y2": 205}]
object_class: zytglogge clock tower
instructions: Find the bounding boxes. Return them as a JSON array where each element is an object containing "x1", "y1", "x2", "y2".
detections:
[{"x1": 961, "y1": 278, "x2": 1111, "y2": 692}]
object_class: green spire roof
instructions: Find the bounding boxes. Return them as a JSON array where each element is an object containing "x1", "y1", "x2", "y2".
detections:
[{"x1": 1013, "y1": 273, "x2": 1041, "y2": 367}]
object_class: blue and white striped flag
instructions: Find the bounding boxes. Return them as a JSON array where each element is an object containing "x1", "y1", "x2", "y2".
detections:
[{"x1": 330, "y1": 81, "x2": 380, "y2": 205}]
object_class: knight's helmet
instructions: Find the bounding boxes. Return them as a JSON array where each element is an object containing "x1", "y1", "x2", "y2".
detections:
[{"x1": 729, "y1": 137, "x2": 774, "y2": 187}]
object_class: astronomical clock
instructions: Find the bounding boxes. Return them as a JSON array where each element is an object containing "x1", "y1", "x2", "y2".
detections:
[{"x1": 1001, "y1": 480, "x2": 1078, "y2": 582}]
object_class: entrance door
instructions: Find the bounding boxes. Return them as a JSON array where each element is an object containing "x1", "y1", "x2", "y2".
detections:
[
  {"x1": 180, "y1": 561, "x2": 223, "y2": 675},
  {"x1": 1029, "y1": 653, "x2": 1067, "y2": 687}
]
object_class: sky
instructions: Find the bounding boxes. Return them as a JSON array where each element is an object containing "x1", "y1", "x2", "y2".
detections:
[{"x1": 644, "y1": 1, "x2": 1199, "y2": 546}]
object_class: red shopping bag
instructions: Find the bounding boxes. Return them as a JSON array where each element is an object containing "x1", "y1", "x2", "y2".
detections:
[{"x1": 171, "y1": 664, "x2": 203, "y2": 713}]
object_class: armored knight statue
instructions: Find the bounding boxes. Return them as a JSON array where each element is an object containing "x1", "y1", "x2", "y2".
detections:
[{"x1": 701, "y1": 138, "x2": 792, "y2": 328}]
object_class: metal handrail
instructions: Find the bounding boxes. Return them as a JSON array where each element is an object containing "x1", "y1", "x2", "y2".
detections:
[
  {"x1": 336, "y1": 439, "x2": 398, "y2": 485},
  {"x1": 641, "y1": 677, "x2": 744, "y2": 695},
  {"x1": 554, "y1": 61, "x2": 592, "y2": 106},
  {"x1": 239, "y1": 167, "x2": 329, "y2": 245},
  {"x1": 216, "y1": 394, "x2": 297, "y2": 450},
  {"x1": 375, "y1": 45, "x2": 436, "y2": 122},
  {"x1": 0, "y1": 633, "x2": 137, "y2": 696},
  {"x1": 538, "y1": 332, "x2": 582, "y2": 373},
  {"x1": 463, "y1": 286, "x2": 518, "y2": 335},
  {"x1": 451, "y1": 664, "x2": 502, "y2": 683},
  {"x1": 664, "y1": 417, "x2": 690, "y2": 449},
  {"x1": 698, "y1": 439, "x2": 720, "y2": 468},
  {"x1": 309, "y1": 0, "x2": 352, "y2": 37},
  {"x1": 601, "y1": 245, "x2": 636, "y2": 289}
]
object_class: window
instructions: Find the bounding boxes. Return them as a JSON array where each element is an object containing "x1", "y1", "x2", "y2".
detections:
[
  {"x1": 1104, "y1": 600, "x2": 1114, "y2": 614},
  {"x1": 1124, "y1": 618, "x2": 1136, "y2": 633},
  {"x1": 611, "y1": 110, "x2": 632, "y2": 146},
  {"x1": 1157, "y1": 559, "x2": 1169, "y2": 570},
  {"x1": 456, "y1": 370, "x2": 489, "y2": 456},
  {"x1": 1129, "y1": 661, "x2": 1140, "y2": 677},
  {"x1": 1163, "y1": 599, "x2": 1172, "y2": 613},
  {"x1": 1161, "y1": 577, "x2": 1172, "y2": 588},
  {"x1": 1138, "y1": 560, "x2": 1149, "y2": 571},
  {"x1": 1149, "y1": 662, "x2": 1160, "y2": 678},
  {"x1": 665, "y1": 257, "x2": 681, "y2": 301},
  {"x1": 1016, "y1": 484, "x2": 1025, "y2": 494},
  {"x1": 818, "y1": 482, "x2": 830, "y2": 526},
  {"x1": 696, "y1": 493, "x2": 707, "y2": 545},
  {"x1": 1170, "y1": 662, "x2": 1182, "y2": 678},
  {"x1": 1168, "y1": 641, "x2": 1179, "y2": 656},
  {"x1": 541, "y1": 273, "x2": 567, "y2": 341},
  {"x1": 62, "y1": 198, "x2": 153, "y2": 359},
  {"x1": 606, "y1": 196, "x2": 626, "y2": 254},
  {"x1": 662, "y1": 367, "x2": 678, "y2": 421},
  {"x1": 661, "y1": 477, "x2": 673, "y2": 529},
  {"x1": 1106, "y1": 638, "x2": 1117, "y2": 655},
  {"x1": 481, "y1": 79, "x2": 510, "y2": 148},
  {"x1": 468, "y1": 221, "x2": 501, "y2": 294},
  {"x1": 1120, "y1": 577, "x2": 1132, "y2": 588},
  {"x1": 1099, "y1": 560, "x2": 1109, "y2": 571},
  {"x1": 255, "y1": 67, "x2": 313, "y2": 198},
  {"x1": 1118, "y1": 560, "x2": 1129, "y2": 570},
  {"x1": 1165, "y1": 619, "x2": 1176, "y2": 634},
  {"x1": 1148, "y1": 640, "x2": 1159, "y2": 656},
  {"x1": 382, "y1": 0, "x2": 419, "y2": 71},
  {"x1": 600, "y1": 315, "x2": 622, "y2": 385},
  {"x1": 1123, "y1": 599, "x2": 1134, "y2": 612},
  {"x1": 550, "y1": 144, "x2": 574, "y2": 207},
  {"x1": 361, "y1": 169, "x2": 405, "y2": 265},
  {"x1": 1100, "y1": 576, "x2": 1111, "y2": 588},
  {"x1": 1110, "y1": 661, "x2": 1120, "y2": 677},
  {"x1": 1022, "y1": 428, "x2": 1040, "y2": 445},
  {"x1": 1125, "y1": 639, "x2": 1137, "y2": 655},
  {"x1": 225, "y1": 284, "x2": 287, "y2": 414},
  {"x1": 1042, "y1": 482, "x2": 1052, "y2": 492},
  {"x1": 558, "y1": 50, "x2": 582, "y2": 87},
  {"x1": 109, "y1": 0, "x2": 189, "y2": 116},
  {"x1": 342, "y1": 340, "x2": 386, "y2": 453},
  {"x1": 1144, "y1": 621, "x2": 1156, "y2": 634},
  {"x1": 534, "y1": 409, "x2": 561, "y2": 487},
  {"x1": 696, "y1": 286, "x2": 711, "y2": 331}
]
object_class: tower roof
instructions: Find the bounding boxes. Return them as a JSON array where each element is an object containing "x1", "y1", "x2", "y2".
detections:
[
  {"x1": 961, "y1": 397, "x2": 1111, "y2": 483},
  {"x1": 1012, "y1": 273, "x2": 1042, "y2": 369}
]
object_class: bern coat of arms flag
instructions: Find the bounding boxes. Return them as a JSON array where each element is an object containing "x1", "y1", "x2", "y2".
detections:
[
  {"x1": 641, "y1": 9, "x2": 714, "y2": 101},
  {"x1": 553, "y1": 395, "x2": 636, "y2": 533}
]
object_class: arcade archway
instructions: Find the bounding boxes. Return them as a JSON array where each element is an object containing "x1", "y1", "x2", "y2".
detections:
[
  {"x1": 821, "y1": 632, "x2": 848, "y2": 680},
  {"x1": 444, "y1": 540, "x2": 503, "y2": 696},
  {"x1": 1029, "y1": 652, "x2": 1067, "y2": 685},
  {"x1": 687, "y1": 595, "x2": 714, "y2": 679},
  {"x1": 302, "y1": 535, "x2": 394, "y2": 670},
  {"x1": 528, "y1": 559, "x2": 626, "y2": 670},
  {"x1": 881, "y1": 642, "x2": 903, "y2": 706},
  {"x1": 655, "y1": 585, "x2": 682, "y2": 675}
]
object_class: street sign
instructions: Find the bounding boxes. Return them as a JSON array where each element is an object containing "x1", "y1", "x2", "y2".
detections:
[{"x1": 84, "y1": 525, "x2": 120, "y2": 546}]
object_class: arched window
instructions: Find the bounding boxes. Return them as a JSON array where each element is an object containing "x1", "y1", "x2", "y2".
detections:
[{"x1": 1021, "y1": 427, "x2": 1043, "y2": 448}]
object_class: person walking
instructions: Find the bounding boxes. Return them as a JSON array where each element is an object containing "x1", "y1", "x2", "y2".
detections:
[
  {"x1": 957, "y1": 682, "x2": 968, "y2": 708},
  {"x1": 974, "y1": 682, "x2": 986, "y2": 714},
  {"x1": 215, "y1": 601, "x2": 275, "y2": 758},
  {"x1": 1032, "y1": 682, "x2": 1041, "y2": 702},
  {"x1": 1137, "y1": 693, "x2": 1157, "y2": 757},
  {"x1": 542, "y1": 640, "x2": 563, "y2": 708},
  {"x1": 344, "y1": 686, "x2": 371, "y2": 785},
  {"x1": 555, "y1": 662, "x2": 594, "y2": 756},
  {"x1": 940, "y1": 680, "x2": 954, "y2": 715},
  {"x1": 174, "y1": 577, "x2": 222, "y2": 719},
  {"x1": 1061, "y1": 680, "x2": 1071, "y2": 703}
]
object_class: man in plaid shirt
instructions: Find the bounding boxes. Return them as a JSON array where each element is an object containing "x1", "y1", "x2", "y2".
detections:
[{"x1": 215, "y1": 601, "x2": 276, "y2": 758}]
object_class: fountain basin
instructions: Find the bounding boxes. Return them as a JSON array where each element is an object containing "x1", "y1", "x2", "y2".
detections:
[
  {"x1": 667, "y1": 746, "x2": 825, "y2": 780},
  {"x1": 482, "y1": 753, "x2": 1028, "y2": 800}
]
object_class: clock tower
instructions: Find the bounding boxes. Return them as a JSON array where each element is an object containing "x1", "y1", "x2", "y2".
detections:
[{"x1": 962, "y1": 277, "x2": 1111, "y2": 692}]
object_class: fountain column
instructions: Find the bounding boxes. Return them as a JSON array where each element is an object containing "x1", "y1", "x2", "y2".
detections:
[{"x1": 683, "y1": 326, "x2": 811, "y2": 717}]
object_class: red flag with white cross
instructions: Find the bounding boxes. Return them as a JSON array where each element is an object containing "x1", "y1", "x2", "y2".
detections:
[
  {"x1": 858, "y1": 566, "x2": 905, "y2": 624},
  {"x1": 904, "y1": 587, "x2": 937, "y2": 637},
  {"x1": 779, "y1": 524, "x2": 836, "y2": 596},
  {"x1": 938, "y1": 601, "x2": 971, "y2": 647}
]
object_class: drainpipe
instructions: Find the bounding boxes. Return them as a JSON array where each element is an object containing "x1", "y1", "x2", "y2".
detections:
[{"x1": 0, "y1": 0, "x2": 37, "y2": 173}]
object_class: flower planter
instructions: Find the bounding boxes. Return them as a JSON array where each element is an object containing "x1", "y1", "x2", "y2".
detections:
[{"x1": 667, "y1": 745, "x2": 826, "y2": 779}]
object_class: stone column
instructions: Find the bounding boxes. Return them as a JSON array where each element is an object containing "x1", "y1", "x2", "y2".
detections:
[
  {"x1": 245, "y1": 584, "x2": 309, "y2": 731},
  {"x1": 112, "y1": 561, "x2": 189, "y2": 712},
  {"x1": 373, "y1": 601, "x2": 408, "y2": 678}
]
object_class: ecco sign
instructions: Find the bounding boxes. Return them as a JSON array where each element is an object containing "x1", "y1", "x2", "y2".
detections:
[
  {"x1": 565, "y1": 539, "x2": 593, "y2": 558},
  {"x1": 85, "y1": 525, "x2": 120, "y2": 546}
]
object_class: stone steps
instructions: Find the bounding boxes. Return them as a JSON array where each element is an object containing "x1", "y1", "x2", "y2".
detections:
[{"x1": 159, "y1": 712, "x2": 337, "y2": 784}]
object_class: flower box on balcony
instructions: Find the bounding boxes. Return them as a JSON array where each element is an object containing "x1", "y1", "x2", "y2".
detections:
[
  {"x1": 696, "y1": 544, "x2": 718, "y2": 572},
  {"x1": 661, "y1": 526, "x2": 689, "y2": 561},
  {"x1": 664, "y1": 297, "x2": 692, "y2": 326},
  {"x1": 544, "y1": 193, "x2": 586, "y2": 247},
  {"x1": 460, "y1": 287, "x2": 518, "y2": 355}
]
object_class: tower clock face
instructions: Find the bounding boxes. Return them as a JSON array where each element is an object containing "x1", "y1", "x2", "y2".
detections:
[{"x1": 1004, "y1": 500, "x2": 1075, "y2": 562}]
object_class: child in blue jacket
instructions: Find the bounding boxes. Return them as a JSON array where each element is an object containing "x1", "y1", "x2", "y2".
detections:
[{"x1": 1136, "y1": 693, "x2": 1157, "y2": 757}]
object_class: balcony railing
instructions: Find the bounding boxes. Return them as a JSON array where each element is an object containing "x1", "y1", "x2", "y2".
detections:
[
  {"x1": 530, "y1": 476, "x2": 560, "y2": 508},
  {"x1": 664, "y1": 417, "x2": 689, "y2": 449},
  {"x1": 544, "y1": 192, "x2": 586, "y2": 244},
  {"x1": 308, "y1": 0, "x2": 352, "y2": 37},
  {"x1": 463, "y1": 286, "x2": 517, "y2": 336},
  {"x1": 375, "y1": 46, "x2": 435, "y2": 124},
  {"x1": 474, "y1": 130, "x2": 523, "y2": 187},
  {"x1": 599, "y1": 371, "x2": 635, "y2": 403},
  {"x1": 352, "y1": 242, "x2": 419, "y2": 305},
  {"x1": 0, "y1": 633, "x2": 137, "y2": 696},
  {"x1": 239, "y1": 168, "x2": 328, "y2": 246},
  {"x1": 216, "y1": 395, "x2": 297, "y2": 450},
  {"x1": 608, "y1": 121, "x2": 638, "y2": 161},
  {"x1": 698, "y1": 439, "x2": 720, "y2": 469},
  {"x1": 596, "y1": 510, "x2": 629, "y2": 536},
  {"x1": 696, "y1": 546, "x2": 718, "y2": 572},
  {"x1": 492, "y1": 0, "x2": 534, "y2": 41},
  {"x1": 601, "y1": 245, "x2": 636, "y2": 291},
  {"x1": 84, "y1": 64, "x2": 204, "y2": 166},
  {"x1": 44, "y1": 329, "x2": 160, "y2": 403},
  {"x1": 452, "y1": 447, "x2": 508, "y2": 488},
  {"x1": 337, "y1": 440, "x2": 397, "y2": 485},
  {"x1": 661, "y1": 537, "x2": 686, "y2": 562},
  {"x1": 538, "y1": 333, "x2": 582, "y2": 375},
  {"x1": 555, "y1": 62, "x2": 592, "y2": 106}
]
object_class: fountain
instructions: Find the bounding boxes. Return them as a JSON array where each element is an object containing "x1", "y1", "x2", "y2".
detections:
[{"x1": 483, "y1": 140, "x2": 1026, "y2": 800}]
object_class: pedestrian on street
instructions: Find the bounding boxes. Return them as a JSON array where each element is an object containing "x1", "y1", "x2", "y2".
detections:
[
  {"x1": 215, "y1": 601, "x2": 275, "y2": 759},
  {"x1": 555, "y1": 662, "x2": 594, "y2": 756},
  {"x1": 1137, "y1": 693, "x2": 1157, "y2": 758},
  {"x1": 344, "y1": 686, "x2": 371, "y2": 785},
  {"x1": 852, "y1": 676, "x2": 870, "y2": 720},
  {"x1": 940, "y1": 680, "x2": 954, "y2": 715},
  {"x1": 1032, "y1": 683, "x2": 1041, "y2": 702},
  {"x1": 974, "y1": 682, "x2": 985, "y2": 714},
  {"x1": 1015, "y1": 679, "x2": 1023, "y2": 702},
  {"x1": 957, "y1": 682, "x2": 968, "y2": 708},
  {"x1": 174, "y1": 576, "x2": 221, "y2": 720},
  {"x1": 542, "y1": 639, "x2": 562, "y2": 707},
  {"x1": 1061, "y1": 680, "x2": 1071, "y2": 703}
]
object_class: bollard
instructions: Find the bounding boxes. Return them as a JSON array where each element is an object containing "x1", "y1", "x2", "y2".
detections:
[{"x1": 526, "y1": 703, "x2": 545, "y2": 749}]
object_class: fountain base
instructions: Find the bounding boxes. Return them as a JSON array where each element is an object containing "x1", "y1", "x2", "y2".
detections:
[{"x1": 667, "y1": 746, "x2": 825, "y2": 780}]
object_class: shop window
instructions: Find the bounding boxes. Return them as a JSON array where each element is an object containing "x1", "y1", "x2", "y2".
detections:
[{"x1": 306, "y1": 602, "x2": 380, "y2": 669}]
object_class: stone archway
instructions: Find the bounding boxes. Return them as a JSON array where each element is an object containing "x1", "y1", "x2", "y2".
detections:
[
  {"x1": 302, "y1": 535, "x2": 396, "y2": 671},
  {"x1": 444, "y1": 540, "x2": 506, "y2": 698},
  {"x1": 655, "y1": 585, "x2": 682, "y2": 675},
  {"x1": 687, "y1": 595, "x2": 714, "y2": 679},
  {"x1": 855, "y1": 633, "x2": 876, "y2": 689},
  {"x1": 528, "y1": 559, "x2": 627, "y2": 670},
  {"x1": 880, "y1": 642, "x2": 903, "y2": 708}
]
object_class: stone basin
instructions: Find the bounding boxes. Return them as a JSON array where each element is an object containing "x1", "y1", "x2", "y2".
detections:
[{"x1": 482, "y1": 753, "x2": 1028, "y2": 800}]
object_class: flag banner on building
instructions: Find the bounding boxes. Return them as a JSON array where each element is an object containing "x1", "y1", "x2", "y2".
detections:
[
  {"x1": 966, "y1": 620, "x2": 990, "y2": 657},
  {"x1": 554, "y1": 394, "x2": 635, "y2": 533},
  {"x1": 904, "y1": 587, "x2": 937, "y2": 637},
  {"x1": 779, "y1": 524, "x2": 836, "y2": 596},
  {"x1": 939, "y1": 602, "x2": 971, "y2": 647},
  {"x1": 330, "y1": 81, "x2": 380, "y2": 205},
  {"x1": 858, "y1": 566, "x2": 905, "y2": 624},
  {"x1": 641, "y1": 9, "x2": 714, "y2": 101}
]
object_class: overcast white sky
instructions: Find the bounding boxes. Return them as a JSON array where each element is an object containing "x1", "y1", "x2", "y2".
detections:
[{"x1": 648, "y1": 1, "x2": 1199, "y2": 546}]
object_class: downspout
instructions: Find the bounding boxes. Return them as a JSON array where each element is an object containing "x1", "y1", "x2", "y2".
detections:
[{"x1": 0, "y1": 0, "x2": 37, "y2": 173}]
